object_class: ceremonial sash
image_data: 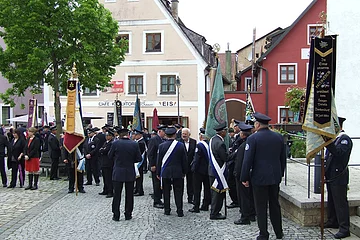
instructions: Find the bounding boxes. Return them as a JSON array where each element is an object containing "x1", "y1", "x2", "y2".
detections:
[
  {"x1": 198, "y1": 140, "x2": 210, "y2": 162},
  {"x1": 160, "y1": 140, "x2": 179, "y2": 188},
  {"x1": 208, "y1": 138, "x2": 229, "y2": 193}
]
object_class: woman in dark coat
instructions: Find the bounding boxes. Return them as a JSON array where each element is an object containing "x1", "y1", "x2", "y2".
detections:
[
  {"x1": 23, "y1": 127, "x2": 41, "y2": 190},
  {"x1": 8, "y1": 128, "x2": 26, "y2": 188}
]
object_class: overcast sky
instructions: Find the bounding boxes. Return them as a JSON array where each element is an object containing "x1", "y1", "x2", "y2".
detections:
[{"x1": 178, "y1": 0, "x2": 313, "y2": 52}]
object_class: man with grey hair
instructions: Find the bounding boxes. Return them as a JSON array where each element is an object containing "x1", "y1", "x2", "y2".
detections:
[{"x1": 180, "y1": 127, "x2": 197, "y2": 204}]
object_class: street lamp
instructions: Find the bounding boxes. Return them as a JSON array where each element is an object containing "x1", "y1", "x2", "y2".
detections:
[{"x1": 176, "y1": 76, "x2": 181, "y2": 123}]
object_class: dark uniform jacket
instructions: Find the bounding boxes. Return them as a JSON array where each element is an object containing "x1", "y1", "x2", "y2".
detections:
[
  {"x1": 62, "y1": 145, "x2": 83, "y2": 169},
  {"x1": 24, "y1": 137, "x2": 41, "y2": 159},
  {"x1": 41, "y1": 131, "x2": 50, "y2": 152},
  {"x1": 48, "y1": 133, "x2": 61, "y2": 160},
  {"x1": 234, "y1": 138, "x2": 247, "y2": 179},
  {"x1": 147, "y1": 134, "x2": 163, "y2": 167},
  {"x1": 228, "y1": 136, "x2": 244, "y2": 164},
  {"x1": 240, "y1": 128, "x2": 286, "y2": 186},
  {"x1": 0, "y1": 134, "x2": 9, "y2": 158},
  {"x1": 180, "y1": 138, "x2": 197, "y2": 172},
  {"x1": 8, "y1": 137, "x2": 25, "y2": 168},
  {"x1": 136, "y1": 137, "x2": 147, "y2": 166},
  {"x1": 99, "y1": 140, "x2": 114, "y2": 168},
  {"x1": 83, "y1": 136, "x2": 100, "y2": 159},
  {"x1": 109, "y1": 138, "x2": 141, "y2": 182},
  {"x1": 156, "y1": 139, "x2": 188, "y2": 178},
  {"x1": 191, "y1": 140, "x2": 210, "y2": 175},
  {"x1": 325, "y1": 131, "x2": 352, "y2": 185},
  {"x1": 208, "y1": 135, "x2": 228, "y2": 177},
  {"x1": 96, "y1": 133, "x2": 107, "y2": 150}
]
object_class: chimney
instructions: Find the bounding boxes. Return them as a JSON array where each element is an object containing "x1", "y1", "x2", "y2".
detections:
[{"x1": 171, "y1": 0, "x2": 179, "y2": 22}]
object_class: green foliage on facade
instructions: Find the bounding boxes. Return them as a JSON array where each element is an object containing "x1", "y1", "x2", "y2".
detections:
[{"x1": 284, "y1": 87, "x2": 306, "y2": 113}]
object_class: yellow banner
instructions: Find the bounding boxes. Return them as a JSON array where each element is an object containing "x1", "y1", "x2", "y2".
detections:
[{"x1": 66, "y1": 80, "x2": 77, "y2": 133}]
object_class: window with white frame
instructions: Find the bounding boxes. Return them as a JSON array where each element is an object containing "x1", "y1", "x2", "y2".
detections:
[
  {"x1": 116, "y1": 32, "x2": 131, "y2": 54},
  {"x1": 2, "y1": 106, "x2": 10, "y2": 125},
  {"x1": 160, "y1": 75, "x2": 176, "y2": 95},
  {"x1": 307, "y1": 24, "x2": 323, "y2": 45},
  {"x1": 144, "y1": 31, "x2": 163, "y2": 53},
  {"x1": 278, "y1": 64, "x2": 297, "y2": 84},
  {"x1": 279, "y1": 107, "x2": 294, "y2": 123},
  {"x1": 128, "y1": 75, "x2": 143, "y2": 94},
  {"x1": 244, "y1": 77, "x2": 258, "y2": 92}
]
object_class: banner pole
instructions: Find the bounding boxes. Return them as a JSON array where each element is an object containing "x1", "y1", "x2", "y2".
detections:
[
  {"x1": 320, "y1": 149, "x2": 325, "y2": 239},
  {"x1": 75, "y1": 150, "x2": 78, "y2": 196}
]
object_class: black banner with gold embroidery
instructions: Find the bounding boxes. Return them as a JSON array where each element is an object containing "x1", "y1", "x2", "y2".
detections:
[{"x1": 313, "y1": 36, "x2": 334, "y2": 127}]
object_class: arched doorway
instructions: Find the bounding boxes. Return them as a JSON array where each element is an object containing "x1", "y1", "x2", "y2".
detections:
[{"x1": 226, "y1": 98, "x2": 246, "y2": 125}]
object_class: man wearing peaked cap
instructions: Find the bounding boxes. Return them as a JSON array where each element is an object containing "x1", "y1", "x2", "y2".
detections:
[
  {"x1": 240, "y1": 112, "x2": 285, "y2": 239},
  {"x1": 209, "y1": 122, "x2": 229, "y2": 220},
  {"x1": 175, "y1": 123, "x2": 184, "y2": 141},
  {"x1": 156, "y1": 126, "x2": 187, "y2": 217},
  {"x1": 133, "y1": 129, "x2": 146, "y2": 197},
  {"x1": 83, "y1": 126, "x2": 101, "y2": 186},
  {"x1": 48, "y1": 125, "x2": 62, "y2": 180},
  {"x1": 148, "y1": 124, "x2": 167, "y2": 208},
  {"x1": 233, "y1": 122, "x2": 256, "y2": 225},
  {"x1": 324, "y1": 116, "x2": 352, "y2": 239},
  {"x1": 98, "y1": 129, "x2": 115, "y2": 198}
]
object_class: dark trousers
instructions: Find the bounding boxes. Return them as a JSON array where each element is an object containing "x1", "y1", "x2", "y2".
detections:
[
  {"x1": 134, "y1": 165, "x2": 144, "y2": 194},
  {"x1": 209, "y1": 176, "x2": 225, "y2": 217},
  {"x1": 193, "y1": 172, "x2": 211, "y2": 210},
  {"x1": 102, "y1": 167, "x2": 113, "y2": 195},
  {"x1": 326, "y1": 183, "x2": 350, "y2": 233},
  {"x1": 112, "y1": 181, "x2": 134, "y2": 219},
  {"x1": 163, "y1": 178, "x2": 184, "y2": 214},
  {"x1": 85, "y1": 158, "x2": 100, "y2": 184},
  {"x1": 227, "y1": 163, "x2": 238, "y2": 204},
  {"x1": 186, "y1": 171, "x2": 194, "y2": 201},
  {"x1": 151, "y1": 171, "x2": 162, "y2": 204},
  {"x1": 10, "y1": 161, "x2": 25, "y2": 187},
  {"x1": 0, "y1": 156, "x2": 7, "y2": 185},
  {"x1": 235, "y1": 178, "x2": 256, "y2": 220},
  {"x1": 252, "y1": 184, "x2": 283, "y2": 239},
  {"x1": 50, "y1": 157, "x2": 59, "y2": 179},
  {"x1": 68, "y1": 167, "x2": 84, "y2": 191}
]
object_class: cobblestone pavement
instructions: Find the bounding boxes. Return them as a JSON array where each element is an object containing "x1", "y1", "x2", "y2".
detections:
[{"x1": 0, "y1": 171, "x2": 341, "y2": 240}]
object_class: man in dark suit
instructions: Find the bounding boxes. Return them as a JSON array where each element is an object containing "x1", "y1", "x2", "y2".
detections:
[
  {"x1": 324, "y1": 117, "x2": 352, "y2": 239},
  {"x1": 0, "y1": 128, "x2": 10, "y2": 187},
  {"x1": 156, "y1": 127, "x2": 188, "y2": 217},
  {"x1": 83, "y1": 128, "x2": 101, "y2": 186},
  {"x1": 241, "y1": 112, "x2": 286, "y2": 240},
  {"x1": 148, "y1": 125, "x2": 166, "y2": 208},
  {"x1": 48, "y1": 126, "x2": 62, "y2": 180},
  {"x1": 189, "y1": 128, "x2": 210, "y2": 213},
  {"x1": 109, "y1": 128, "x2": 141, "y2": 221},
  {"x1": 99, "y1": 130, "x2": 115, "y2": 198},
  {"x1": 62, "y1": 144, "x2": 85, "y2": 194},
  {"x1": 209, "y1": 122, "x2": 229, "y2": 220},
  {"x1": 180, "y1": 127, "x2": 197, "y2": 204},
  {"x1": 234, "y1": 122, "x2": 256, "y2": 225},
  {"x1": 41, "y1": 125, "x2": 50, "y2": 152},
  {"x1": 133, "y1": 129, "x2": 147, "y2": 196}
]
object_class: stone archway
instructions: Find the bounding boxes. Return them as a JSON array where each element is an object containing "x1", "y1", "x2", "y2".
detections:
[{"x1": 225, "y1": 98, "x2": 246, "y2": 125}]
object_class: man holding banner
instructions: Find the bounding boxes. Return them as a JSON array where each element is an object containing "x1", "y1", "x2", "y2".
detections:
[{"x1": 208, "y1": 122, "x2": 229, "y2": 220}]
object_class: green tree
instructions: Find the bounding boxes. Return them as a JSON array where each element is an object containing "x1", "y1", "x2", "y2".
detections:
[
  {"x1": 0, "y1": 0, "x2": 127, "y2": 133},
  {"x1": 285, "y1": 87, "x2": 306, "y2": 113}
]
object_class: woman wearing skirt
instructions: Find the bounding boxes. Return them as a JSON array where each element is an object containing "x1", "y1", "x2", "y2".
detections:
[
  {"x1": 23, "y1": 127, "x2": 41, "y2": 190},
  {"x1": 8, "y1": 128, "x2": 26, "y2": 188}
]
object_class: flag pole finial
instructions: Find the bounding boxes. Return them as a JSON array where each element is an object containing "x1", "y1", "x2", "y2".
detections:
[
  {"x1": 71, "y1": 62, "x2": 78, "y2": 79},
  {"x1": 213, "y1": 43, "x2": 221, "y2": 59}
]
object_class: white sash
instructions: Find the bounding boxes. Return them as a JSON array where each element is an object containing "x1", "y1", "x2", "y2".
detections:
[
  {"x1": 160, "y1": 140, "x2": 178, "y2": 188},
  {"x1": 134, "y1": 139, "x2": 148, "y2": 178},
  {"x1": 209, "y1": 138, "x2": 229, "y2": 192}
]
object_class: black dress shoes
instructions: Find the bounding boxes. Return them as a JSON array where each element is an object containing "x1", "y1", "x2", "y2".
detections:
[
  {"x1": 234, "y1": 219, "x2": 250, "y2": 225},
  {"x1": 177, "y1": 212, "x2": 184, "y2": 217},
  {"x1": 249, "y1": 216, "x2": 256, "y2": 222},
  {"x1": 153, "y1": 203, "x2": 164, "y2": 209},
  {"x1": 199, "y1": 206, "x2": 209, "y2": 211},
  {"x1": 7, "y1": 185, "x2": 15, "y2": 188},
  {"x1": 79, "y1": 189, "x2": 86, "y2": 193},
  {"x1": 84, "y1": 182, "x2": 92, "y2": 185},
  {"x1": 210, "y1": 213, "x2": 226, "y2": 220},
  {"x1": 99, "y1": 192, "x2": 107, "y2": 195},
  {"x1": 334, "y1": 231, "x2": 350, "y2": 239},
  {"x1": 106, "y1": 194, "x2": 113, "y2": 198},
  {"x1": 188, "y1": 208, "x2": 200, "y2": 213},
  {"x1": 134, "y1": 192, "x2": 144, "y2": 196},
  {"x1": 68, "y1": 190, "x2": 74, "y2": 193},
  {"x1": 276, "y1": 232, "x2": 284, "y2": 239},
  {"x1": 112, "y1": 216, "x2": 119, "y2": 222},
  {"x1": 226, "y1": 202, "x2": 239, "y2": 208},
  {"x1": 95, "y1": 182, "x2": 100, "y2": 186},
  {"x1": 125, "y1": 216, "x2": 132, "y2": 220}
]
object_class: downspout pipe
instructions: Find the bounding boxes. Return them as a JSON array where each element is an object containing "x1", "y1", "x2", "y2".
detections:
[{"x1": 256, "y1": 64, "x2": 269, "y2": 115}]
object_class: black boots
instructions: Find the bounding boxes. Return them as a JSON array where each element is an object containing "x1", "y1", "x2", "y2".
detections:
[
  {"x1": 31, "y1": 175, "x2": 39, "y2": 190},
  {"x1": 24, "y1": 174, "x2": 39, "y2": 190},
  {"x1": 25, "y1": 174, "x2": 33, "y2": 190}
]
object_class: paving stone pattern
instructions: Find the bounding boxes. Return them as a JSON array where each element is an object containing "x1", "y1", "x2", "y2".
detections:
[{"x1": 0, "y1": 172, "x2": 338, "y2": 239}]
